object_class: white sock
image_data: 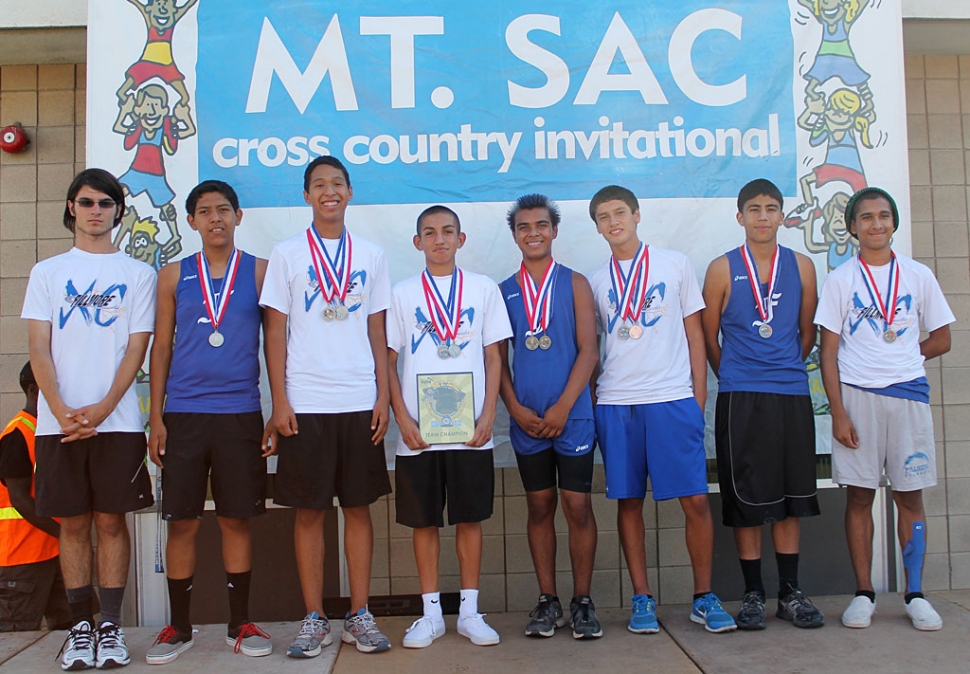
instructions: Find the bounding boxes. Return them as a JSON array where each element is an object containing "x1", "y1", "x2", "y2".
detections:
[
  {"x1": 459, "y1": 588, "x2": 479, "y2": 618},
  {"x1": 422, "y1": 592, "x2": 442, "y2": 619}
]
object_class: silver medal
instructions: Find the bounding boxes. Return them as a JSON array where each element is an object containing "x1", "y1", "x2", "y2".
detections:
[
  {"x1": 448, "y1": 344, "x2": 462, "y2": 358},
  {"x1": 883, "y1": 328, "x2": 897, "y2": 343},
  {"x1": 538, "y1": 334, "x2": 552, "y2": 350},
  {"x1": 322, "y1": 307, "x2": 336, "y2": 321},
  {"x1": 335, "y1": 305, "x2": 349, "y2": 320},
  {"x1": 525, "y1": 335, "x2": 540, "y2": 351},
  {"x1": 208, "y1": 331, "x2": 225, "y2": 348},
  {"x1": 437, "y1": 344, "x2": 451, "y2": 359},
  {"x1": 759, "y1": 324, "x2": 773, "y2": 339},
  {"x1": 618, "y1": 326, "x2": 630, "y2": 340}
]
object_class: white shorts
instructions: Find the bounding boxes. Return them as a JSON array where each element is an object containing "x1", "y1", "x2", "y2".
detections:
[{"x1": 832, "y1": 385, "x2": 936, "y2": 492}]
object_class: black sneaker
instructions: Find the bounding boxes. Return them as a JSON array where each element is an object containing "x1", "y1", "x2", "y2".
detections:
[
  {"x1": 524, "y1": 594, "x2": 566, "y2": 637},
  {"x1": 569, "y1": 596, "x2": 603, "y2": 639},
  {"x1": 737, "y1": 591, "x2": 766, "y2": 631},
  {"x1": 777, "y1": 588, "x2": 825, "y2": 628}
]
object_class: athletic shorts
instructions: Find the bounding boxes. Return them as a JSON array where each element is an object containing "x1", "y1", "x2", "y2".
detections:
[
  {"x1": 832, "y1": 385, "x2": 937, "y2": 491},
  {"x1": 0, "y1": 557, "x2": 71, "y2": 631},
  {"x1": 394, "y1": 449, "x2": 494, "y2": 528},
  {"x1": 161, "y1": 412, "x2": 267, "y2": 520},
  {"x1": 715, "y1": 392, "x2": 821, "y2": 527},
  {"x1": 34, "y1": 432, "x2": 154, "y2": 518},
  {"x1": 515, "y1": 446, "x2": 594, "y2": 493},
  {"x1": 274, "y1": 412, "x2": 391, "y2": 510},
  {"x1": 509, "y1": 418, "x2": 596, "y2": 457},
  {"x1": 594, "y1": 398, "x2": 708, "y2": 501}
]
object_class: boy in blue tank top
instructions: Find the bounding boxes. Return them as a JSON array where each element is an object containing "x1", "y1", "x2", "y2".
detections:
[
  {"x1": 701, "y1": 179, "x2": 822, "y2": 631},
  {"x1": 147, "y1": 180, "x2": 272, "y2": 663},
  {"x1": 498, "y1": 194, "x2": 600, "y2": 639}
]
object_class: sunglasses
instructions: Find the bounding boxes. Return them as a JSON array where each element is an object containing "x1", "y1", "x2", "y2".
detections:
[{"x1": 73, "y1": 198, "x2": 117, "y2": 210}]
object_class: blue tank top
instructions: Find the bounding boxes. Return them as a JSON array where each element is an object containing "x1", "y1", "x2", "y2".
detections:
[
  {"x1": 501, "y1": 264, "x2": 593, "y2": 421},
  {"x1": 164, "y1": 252, "x2": 262, "y2": 413},
  {"x1": 717, "y1": 246, "x2": 809, "y2": 396}
]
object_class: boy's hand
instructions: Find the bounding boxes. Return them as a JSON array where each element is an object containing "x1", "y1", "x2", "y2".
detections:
[
  {"x1": 832, "y1": 411, "x2": 859, "y2": 449},
  {"x1": 467, "y1": 410, "x2": 496, "y2": 448},
  {"x1": 398, "y1": 415, "x2": 430, "y2": 451},
  {"x1": 535, "y1": 402, "x2": 568, "y2": 439},
  {"x1": 148, "y1": 418, "x2": 166, "y2": 468},
  {"x1": 262, "y1": 401, "x2": 298, "y2": 456},
  {"x1": 371, "y1": 396, "x2": 390, "y2": 445},
  {"x1": 510, "y1": 404, "x2": 543, "y2": 438}
]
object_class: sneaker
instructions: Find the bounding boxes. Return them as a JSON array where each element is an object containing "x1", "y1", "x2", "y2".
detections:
[
  {"x1": 457, "y1": 613, "x2": 500, "y2": 646},
  {"x1": 690, "y1": 593, "x2": 737, "y2": 633},
  {"x1": 96, "y1": 622, "x2": 130, "y2": 669},
  {"x1": 841, "y1": 595, "x2": 875, "y2": 629},
  {"x1": 569, "y1": 596, "x2": 603, "y2": 639},
  {"x1": 59, "y1": 620, "x2": 96, "y2": 671},
  {"x1": 524, "y1": 594, "x2": 566, "y2": 637},
  {"x1": 905, "y1": 597, "x2": 942, "y2": 631},
  {"x1": 145, "y1": 626, "x2": 193, "y2": 665},
  {"x1": 776, "y1": 588, "x2": 824, "y2": 628},
  {"x1": 627, "y1": 594, "x2": 659, "y2": 634},
  {"x1": 402, "y1": 615, "x2": 446, "y2": 648},
  {"x1": 342, "y1": 608, "x2": 391, "y2": 653},
  {"x1": 286, "y1": 612, "x2": 332, "y2": 658},
  {"x1": 226, "y1": 622, "x2": 273, "y2": 657},
  {"x1": 736, "y1": 591, "x2": 766, "y2": 631}
]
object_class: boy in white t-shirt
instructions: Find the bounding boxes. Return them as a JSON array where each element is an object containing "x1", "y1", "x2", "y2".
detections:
[
  {"x1": 588, "y1": 185, "x2": 736, "y2": 634},
  {"x1": 387, "y1": 206, "x2": 512, "y2": 649},
  {"x1": 816, "y1": 187, "x2": 954, "y2": 631},
  {"x1": 22, "y1": 168, "x2": 156, "y2": 669},
  {"x1": 260, "y1": 156, "x2": 393, "y2": 656}
]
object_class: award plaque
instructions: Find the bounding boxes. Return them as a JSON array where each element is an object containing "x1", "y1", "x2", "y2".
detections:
[{"x1": 417, "y1": 372, "x2": 475, "y2": 444}]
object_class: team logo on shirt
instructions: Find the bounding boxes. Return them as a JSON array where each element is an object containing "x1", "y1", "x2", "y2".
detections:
[
  {"x1": 410, "y1": 307, "x2": 476, "y2": 354},
  {"x1": 59, "y1": 280, "x2": 127, "y2": 328},
  {"x1": 303, "y1": 266, "x2": 366, "y2": 315},
  {"x1": 849, "y1": 292, "x2": 912, "y2": 337},
  {"x1": 903, "y1": 451, "x2": 931, "y2": 479},
  {"x1": 606, "y1": 283, "x2": 667, "y2": 333}
]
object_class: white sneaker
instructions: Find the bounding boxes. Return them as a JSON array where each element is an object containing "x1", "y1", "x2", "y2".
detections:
[
  {"x1": 905, "y1": 597, "x2": 943, "y2": 631},
  {"x1": 841, "y1": 595, "x2": 876, "y2": 629},
  {"x1": 456, "y1": 613, "x2": 500, "y2": 646},
  {"x1": 403, "y1": 615, "x2": 446, "y2": 648},
  {"x1": 96, "y1": 622, "x2": 131, "y2": 668},
  {"x1": 60, "y1": 620, "x2": 96, "y2": 671}
]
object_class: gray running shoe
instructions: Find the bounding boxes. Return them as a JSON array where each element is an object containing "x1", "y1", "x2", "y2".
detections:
[
  {"x1": 737, "y1": 591, "x2": 766, "y2": 631},
  {"x1": 569, "y1": 596, "x2": 603, "y2": 639},
  {"x1": 341, "y1": 608, "x2": 391, "y2": 653},
  {"x1": 287, "y1": 612, "x2": 332, "y2": 658},
  {"x1": 525, "y1": 594, "x2": 566, "y2": 637},
  {"x1": 145, "y1": 625, "x2": 194, "y2": 665},
  {"x1": 777, "y1": 588, "x2": 825, "y2": 628}
]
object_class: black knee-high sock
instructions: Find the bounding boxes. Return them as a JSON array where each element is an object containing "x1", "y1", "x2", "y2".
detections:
[
  {"x1": 776, "y1": 552, "x2": 799, "y2": 597},
  {"x1": 226, "y1": 571, "x2": 251, "y2": 631},
  {"x1": 167, "y1": 576, "x2": 193, "y2": 635},
  {"x1": 740, "y1": 558, "x2": 764, "y2": 594},
  {"x1": 66, "y1": 585, "x2": 95, "y2": 626}
]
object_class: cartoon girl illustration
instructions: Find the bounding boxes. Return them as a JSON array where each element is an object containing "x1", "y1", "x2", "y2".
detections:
[{"x1": 797, "y1": 0, "x2": 872, "y2": 108}]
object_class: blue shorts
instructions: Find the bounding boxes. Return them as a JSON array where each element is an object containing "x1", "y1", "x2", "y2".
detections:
[
  {"x1": 509, "y1": 418, "x2": 595, "y2": 457},
  {"x1": 594, "y1": 398, "x2": 708, "y2": 501}
]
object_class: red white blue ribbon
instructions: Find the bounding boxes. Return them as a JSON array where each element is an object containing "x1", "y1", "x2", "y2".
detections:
[
  {"x1": 306, "y1": 226, "x2": 352, "y2": 305},
  {"x1": 858, "y1": 253, "x2": 900, "y2": 327},
  {"x1": 422, "y1": 268, "x2": 464, "y2": 343},
  {"x1": 521, "y1": 259, "x2": 557, "y2": 335},
  {"x1": 609, "y1": 243, "x2": 650, "y2": 323},
  {"x1": 740, "y1": 244, "x2": 779, "y2": 324},
  {"x1": 197, "y1": 248, "x2": 240, "y2": 331}
]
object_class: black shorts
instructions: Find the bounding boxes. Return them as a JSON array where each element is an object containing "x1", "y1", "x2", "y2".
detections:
[
  {"x1": 161, "y1": 412, "x2": 267, "y2": 520},
  {"x1": 395, "y1": 449, "x2": 494, "y2": 528},
  {"x1": 515, "y1": 447, "x2": 594, "y2": 494},
  {"x1": 0, "y1": 557, "x2": 71, "y2": 631},
  {"x1": 715, "y1": 392, "x2": 821, "y2": 528},
  {"x1": 274, "y1": 412, "x2": 391, "y2": 510},
  {"x1": 35, "y1": 432, "x2": 154, "y2": 518}
]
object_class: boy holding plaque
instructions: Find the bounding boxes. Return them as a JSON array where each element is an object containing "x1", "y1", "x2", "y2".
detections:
[
  {"x1": 147, "y1": 180, "x2": 272, "y2": 663},
  {"x1": 387, "y1": 206, "x2": 512, "y2": 649},
  {"x1": 701, "y1": 179, "x2": 823, "y2": 631},
  {"x1": 816, "y1": 187, "x2": 953, "y2": 631},
  {"x1": 588, "y1": 185, "x2": 736, "y2": 635},
  {"x1": 498, "y1": 194, "x2": 601, "y2": 639},
  {"x1": 260, "y1": 156, "x2": 393, "y2": 656}
]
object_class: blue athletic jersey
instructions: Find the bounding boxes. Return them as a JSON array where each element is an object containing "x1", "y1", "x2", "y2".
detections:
[
  {"x1": 717, "y1": 246, "x2": 809, "y2": 396},
  {"x1": 501, "y1": 264, "x2": 594, "y2": 434},
  {"x1": 165, "y1": 252, "x2": 262, "y2": 413}
]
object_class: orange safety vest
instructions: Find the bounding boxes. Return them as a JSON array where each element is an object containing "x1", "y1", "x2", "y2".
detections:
[{"x1": 0, "y1": 411, "x2": 59, "y2": 566}]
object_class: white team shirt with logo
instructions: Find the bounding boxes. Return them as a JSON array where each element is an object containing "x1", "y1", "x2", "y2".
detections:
[
  {"x1": 259, "y1": 230, "x2": 391, "y2": 413},
  {"x1": 815, "y1": 253, "x2": 955, "y2": 388},
  {"x1": 387, "y1": 270, "x2": 512, "y2": 456},
  {"x1": 590, "y1": 246, "x2": 705, "y2": 405},
  {"x1": 21, "y1": 249, "x2": 157, "y2": 436}
]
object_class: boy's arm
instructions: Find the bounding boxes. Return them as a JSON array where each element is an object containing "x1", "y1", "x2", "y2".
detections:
[
  {"x1": 387, "y1": 348, "x2": 429, "y2": 451},
  {"x1": 6, "y1": 477, "x2": 60, "y2": 539},
  {"x1": 368, "y1": 310, "x2": 391, "y2": 445},
  {"x1": 499, "y1": 340, "x2": 542, "y2": 437},
  {"x1": 261, "y1": 308, "x2": 297, "y2": 456},
  {"x1": 684, "y1": 311, "x2": 707, "y2": 410},
  {"x1": 148, "y1": 263, "x2": 178, "y2": 467},
  {"x1": 700, "y1": 255, "x2": 728, "y2": 377},
  {"x1": 921, "y1": 325, "x2": 951, "y2": 361},
  {"x1": 820, "y1": 327, "x2": 858, "y2": 448},
  {"x1": 468, "y1": 342, "x2": 502, "y2": 448},
  {"x1": 27, "y1": 320, "x2": 87, "y2": 441},
  {"x1": 796, "y1": 253, "x2": 819, "y2": 361},
  {"x1": 589, "y1": 336, "x2": 602, "y2": 405}
]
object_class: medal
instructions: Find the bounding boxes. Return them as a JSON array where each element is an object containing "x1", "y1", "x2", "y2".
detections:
[
  {"x1": 740, "y1": 244, "x2": 780, "y2": 340},
  {"x1": 525, "y1": 334, "x2": 540, "y2": 350},
  {"x1": 307, "y1": 226, "x2": 353, "y2": 320},
  {"x1": 437, "y1": 344, "x2": 451, "y2": 359},
  {"x1": 859, "y1": 253, "x2": 900, "y2": 343},
  {"x1": 628, "y1": 325, "x2": 643, "y2": 340},
  {"x1": 448, "y1": 344, "x2": 462, "y2": 358},
  {"x1": 197, "y1": 248, "x2": 240, "y2": 348},
  {"x1": 422, "y1": 267, "x2": 465, "y2": 355},
  {"x1": 610, "y1": 244, "x2": 650, "y2": 339},
  {"x1": 538, "y1": 334, "x2": 552, "y2": 350},
  {"x1": 520, "y1": 259, "x2": 557, "y2": 351}
]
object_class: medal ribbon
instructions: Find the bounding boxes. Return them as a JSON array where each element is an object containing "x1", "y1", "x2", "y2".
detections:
[
  {"x1": 306, "y1": 226, "x2": 352, "y2": 304},
  {"x1": 422, "y1": 268, "x2": 464, "y2": 343},
  {"x1": 739, "y1": 244, "x2": 780, "y2": 324},
  {"x1": 197, "y1": 248, "x2": 240, "y2": 332},
  {"x1": 520, "y1": 259, "x2": 557, "y2": 335},
  {"x1": 609, "y1": 244, "x2": 650, "y2": 323},
  {"x1": 858, "y1": 253, "x2": 899, "y2": 327}
]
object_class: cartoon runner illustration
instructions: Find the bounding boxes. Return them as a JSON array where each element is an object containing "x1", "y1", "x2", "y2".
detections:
[
  {"x1": 785, "y1": 191, "x2": 859, "y2": 272},
  {"x1": 797, "y1": 0, "x2": 872, "y2": 108},
  {"x1": 117, "y1": 0, "x2": 199, "y2": 108}
]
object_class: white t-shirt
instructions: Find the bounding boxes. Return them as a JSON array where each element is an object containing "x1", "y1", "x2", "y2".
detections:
[
  {"x1": 259, "y1": 229, "x2": 391, "y2": 413},
  {"x1": 387, "y1": 270, "x2": 512, "y2": 456},
  {"x1": 815, "y1": 253, "x2": 955, "y2": 388},
  {"x1": 21, "y1": 248, "x2": 157, "y2": 436},
  {"x1": 590, "y1": 246, "x2": 705, "y2": 405}
]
